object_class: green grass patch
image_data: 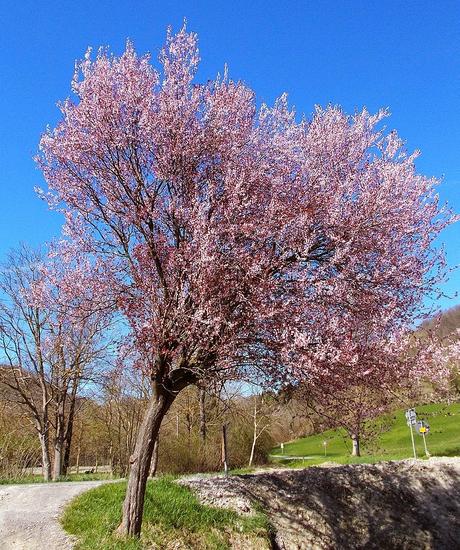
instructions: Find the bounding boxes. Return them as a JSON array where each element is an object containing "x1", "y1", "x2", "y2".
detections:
[
  {"x1": 271, "y1": 402, "x2": 460, "y2": 468},
  {"x1": 62, "y1": 476, "x2": 271, "y2": 549}
]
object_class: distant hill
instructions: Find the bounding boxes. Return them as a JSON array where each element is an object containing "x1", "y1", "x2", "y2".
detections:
[{"x1": 420, "y1": 304, "x2": 460, "y2": 340}]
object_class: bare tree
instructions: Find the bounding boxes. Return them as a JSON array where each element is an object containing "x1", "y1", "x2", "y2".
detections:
[
  {"x1": 0, "y1": 247, "x2": 109, "y2": 480},
  {"x1": 99, "y1": 366, "x2": 150, "y2": 476},
  {"x1": 247, "y1": 393, "x2": 279, "y2": 467}
]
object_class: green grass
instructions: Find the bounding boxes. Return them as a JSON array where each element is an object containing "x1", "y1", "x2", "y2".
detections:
[
  {"x1": 271, "y1": 402, "x2": 460, "y2": 468},
  {"x1": 62, "y1": 476, "x2": 272, "y2": 549},
  {"x1": 0, "y1": 472, "x2": 116, "y2": 485}
]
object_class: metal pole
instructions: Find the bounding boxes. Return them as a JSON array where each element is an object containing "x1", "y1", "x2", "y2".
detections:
[
  {"x1": 409, "y1": 423, "x2": 417, "y2": 459},
  {"x1": 422, "y1": 432, "x2": 430, "y2": 457}
]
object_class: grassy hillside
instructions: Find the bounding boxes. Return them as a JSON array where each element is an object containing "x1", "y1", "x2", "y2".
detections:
[{"x1": 271, "y1": 402, "x2": 460, "y2": 467}]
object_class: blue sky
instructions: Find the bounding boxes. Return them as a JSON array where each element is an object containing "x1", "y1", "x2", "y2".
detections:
[{"x1": 0, "y1": 0, "x2": 459, "y2": 310}]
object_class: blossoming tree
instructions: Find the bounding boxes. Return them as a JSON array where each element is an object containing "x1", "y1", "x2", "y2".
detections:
[
  {"x1": 37, "y1": 25, "x2": 452, "y2": 536},
  {"x1": 294, "y1": 311, "x2": 450, "y2": 456}
]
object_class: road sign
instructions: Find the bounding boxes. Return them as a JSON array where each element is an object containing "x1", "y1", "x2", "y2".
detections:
[
  {"x1": 406, "y1": 409, "x2": 417, "y2": 458},
  {"x1": 416, "y1": 420, "x2": 430, "y2": 435},
  {"x1": 405, "y1": 408, "x2": 417, "y2": 426},
  {"x1": 415, "y1": 420, "x2": 431, "y2": 456}
]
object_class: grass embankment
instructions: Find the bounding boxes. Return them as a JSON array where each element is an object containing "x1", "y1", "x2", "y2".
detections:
[
  {"x1": 62, "y1": 476, "x2": 271, "y2": 549},
  {"x1": 271, "y1": 402, "x2": 460, "y2": 467},
  {"x1": 0, "y1": 472, "x2": 115, "y2": 485}
]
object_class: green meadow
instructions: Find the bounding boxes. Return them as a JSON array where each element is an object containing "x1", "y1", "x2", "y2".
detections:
[{"x1": 271, "y1": 402, "x2": 460, "y2": 467}]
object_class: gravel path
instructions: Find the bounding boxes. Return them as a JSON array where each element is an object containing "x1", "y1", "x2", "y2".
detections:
[
  {"x1": 0, "y1": 481, "x2": 109, "y2": 550},
  {"x1": 182, "y1": 457, "x2": 460, "y2": 550}
]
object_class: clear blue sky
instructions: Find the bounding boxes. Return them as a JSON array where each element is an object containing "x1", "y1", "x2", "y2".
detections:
[{"x1": 0, "y1": 0, "x2": 459, "y2": 310}]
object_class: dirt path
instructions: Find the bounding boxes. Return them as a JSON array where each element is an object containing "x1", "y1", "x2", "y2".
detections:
[
  {"x1": 183, "y1": 457, "x2": 460, "y2": 550},
  {"x1": 0, "y1": 481, "x2": 109, "y2": 550}
]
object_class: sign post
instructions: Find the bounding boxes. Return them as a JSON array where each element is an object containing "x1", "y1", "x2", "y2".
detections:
[
  {"x1": 281, "y1": 442, "x2": 284, "y2": 455},
  {"x1": 416, "y1": 420, "x2": 431, "y2": 457},
  {"x1": 405, "y1": 409, "x2": 417, "y2": 459},
  {"x1": 323, "y1": 440, "x2": 328, "y2": 457}
]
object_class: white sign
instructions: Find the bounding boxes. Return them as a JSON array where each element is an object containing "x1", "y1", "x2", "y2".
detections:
[
  {"x1": 406, "y1": 408, "x2": 418, "y2": 458},
  {"x1": 405, "y1": 409, "x2": 417, "y2": 426}
]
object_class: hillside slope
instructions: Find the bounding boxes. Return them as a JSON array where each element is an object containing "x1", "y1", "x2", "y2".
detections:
[
  {"x1": 271, "y1": 402, "x2": 460, "y2": 466},
  {"x1": 183, "y1": 458, "x2": 460, "y2": 550}
]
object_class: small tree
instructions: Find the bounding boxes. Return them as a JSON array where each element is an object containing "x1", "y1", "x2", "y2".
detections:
[
  {"x1": 295, "y1": 313, "x2": 451, "y2": 457},
  {"x1": 247, "y1": 393, "x2": 279, "y2": 467},
  {"x1": 303, "y1": 384, "x2": 393, "y2": 457}
]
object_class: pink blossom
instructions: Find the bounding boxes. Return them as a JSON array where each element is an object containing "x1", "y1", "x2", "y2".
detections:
[{"x1": 36, "y1": 23, "x2": 455, "y2": 395}]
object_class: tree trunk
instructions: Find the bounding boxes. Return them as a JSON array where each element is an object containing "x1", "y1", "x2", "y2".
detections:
[
  {"x1": 109, "y1": 441, "x2": 114, "y2": 476},
  {"x1": 248, "y1": 435, "x2": 256, "y2": 468},
  {"x1": 62, "y1": 381, "x2": 79, "y2": 476},
  {"x1": 62, "y1": 446, "x2": 70, "y2": 476},
  {"x1": 186, "y1": 412, "x2": 192, "y2": 437},
  {"x1": 248, "y1": 398, "x2": 257, "y2": 467},
  {"x1": 351, "y1": 433, "x2": 360, "y2": 457},
  {"x1": 221, "y1": 424, "x2": 229, "y2": 475},
  {"x1": 117, "y1": 385, "x2": 175, "y2": 537},
  {"x1": 76, "y1": 443, "x2": 81, "y2": 474},
  {"x1": 38, "y1": 431, "x2": 51, "y2": 482},
  {"x1": 199, "y1": 388, "x2": 206, "y2": 442},
  {"x1": 53, "y1": 441, "x2": 63, "y2": 480},
  {"x1": 149, "y1": 437, "x2": 159, "y2": 478},
  {"x1": 53, "y1": 399, "x2": 65, "y2": 480},
  {"x1": 62, "y1": 408, "x2": 76, "y2": 476}
]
